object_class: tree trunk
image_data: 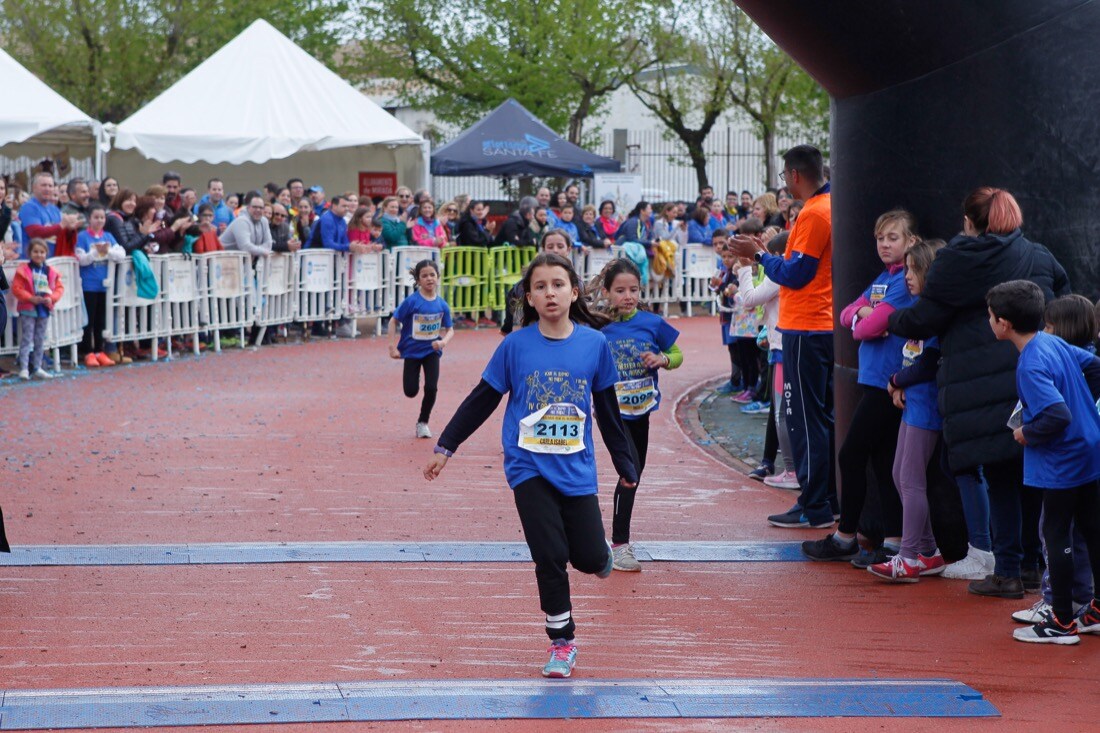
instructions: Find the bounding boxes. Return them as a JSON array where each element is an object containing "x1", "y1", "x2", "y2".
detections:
[
  {"x1": 685, "y1": 136, "x2": 709, "y2": 193},
  {"x1": 569, "y1": 92, "x2": 595, "y2": 145},
  {"x1": 762, "y1": 125, "x2": 776, "y2": 188}
]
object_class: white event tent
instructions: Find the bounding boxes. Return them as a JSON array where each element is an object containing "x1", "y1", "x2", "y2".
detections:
[
  {"x1": 110, "y1": 19, "x2": 426, "y2": 194},
  {"x1": 0, "y1": 46, "x2": 106, "y2": 179}
]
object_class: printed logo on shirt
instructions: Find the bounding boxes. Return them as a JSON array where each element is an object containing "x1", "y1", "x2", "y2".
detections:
[
  {"x1": 901, "y1": 339, "x2": 924, "y2": 367},
  {"x1": 611, "y1": 338, "x2": 650, "y2": 381},
  {"x1": 412, "y1": 313, "x2": 443, "y2": 340},
  {"x1": 32, "y1": 270, "x2": 50, "y2": 296},
  {"x1": 870, "y1": 283, "x2": 888, "y2": 303},
  {"x1": 523, "y1": 369, "x2": 588, "y2": 413}
]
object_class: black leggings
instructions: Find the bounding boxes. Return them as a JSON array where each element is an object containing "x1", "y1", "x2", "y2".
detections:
[
  {"x1": 1040, "y1": 481, "x2": 1100, "y2": 625},
  {"x1": 837, "y1": 386, "x2": 902, "y2": 538},
  {"x1": 612, "y1": 414, "x2": 650, "y2": 544},
  {"x1": 402, "y1": 352, "x2": 440, "y2": 423},
  {"x1": 726, "y1": 343, "x2": 741, "y2": 385},
  {"x1": 513, "y1": 476, "x2": 609, "y2": 640},
  {"x1": 82, "y1": 291, "x2": 107, "y2": 354},
  {"x1": 733, "y1": 337, "x2": 760, "y2": 392}
]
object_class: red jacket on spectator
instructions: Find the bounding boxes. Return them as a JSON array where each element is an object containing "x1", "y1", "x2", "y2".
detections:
[{"x1": 11, "y1": 262, "x2": 64, "y2": 313}]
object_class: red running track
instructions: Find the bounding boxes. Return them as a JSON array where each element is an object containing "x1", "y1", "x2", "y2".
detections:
[{"x1": 1, "y1": 317, "x2": 1097, "y2": 732}]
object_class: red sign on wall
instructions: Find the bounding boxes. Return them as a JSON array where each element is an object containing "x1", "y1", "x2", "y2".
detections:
[{"x1": 358, "y1": 172, "x2": 398, "y2": 198}]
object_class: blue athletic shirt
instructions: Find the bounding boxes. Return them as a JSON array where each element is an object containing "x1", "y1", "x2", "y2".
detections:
[
  {"x1": 857, "y1": 267, "x2": 914, "y2": 388},
  {"x1": 393, "y1": 291, "x2": 452, "y2": 360},
  {"x1": 1017, "y1": 332, "x2": 1100, "y2": 489},
  {"x1": 482, "y1": 322, "x2": 620, "y2": 496},
  {"x1": 901, "y1": 336, "x2": 941, "y2": 431},
  {"x1": 75, "y1": 229, "x2": 119, "y2": 292},
  {"x1": 601, "y1": 310, "x2": 679, "y2": 420}
]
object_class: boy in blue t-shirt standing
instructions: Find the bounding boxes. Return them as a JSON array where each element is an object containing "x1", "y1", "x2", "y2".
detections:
[{"x1": 987, "y1": 280, "x2": 1100, "y2": 645}]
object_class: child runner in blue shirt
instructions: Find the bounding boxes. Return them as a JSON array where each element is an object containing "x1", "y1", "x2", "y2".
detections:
[
  {"x1": 390, "y1": 260, "x2": 452, "y2": 438},
  {"x1": 871, "y1": 239, "x2": 948, "y2": 582},
  {"x1": 804, "y1": 210, "x2": 918, "y2": 560},
  {"x1": 424, "y1": 252, "x2": 637, "y2": 678},
  {"x1": 986, "y1": 280, "x2": 1100, "y2": 645},
  {"x1": 75, "y1": 203, "x2": 125, "y2": 367},
  {"x1": 597, "y1": 259, "x2": 682, "y2": 571}
]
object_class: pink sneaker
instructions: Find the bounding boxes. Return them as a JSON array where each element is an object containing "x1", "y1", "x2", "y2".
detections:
[
  {"x1": 764, "y1": 471, "x2": 800, "y2": 489},
  {"x1": 916, "y1": 550, "x2": 946, "y2": 576},
  {"x1": 731, "y1": 389, "x2": 755, "y2": 404}
]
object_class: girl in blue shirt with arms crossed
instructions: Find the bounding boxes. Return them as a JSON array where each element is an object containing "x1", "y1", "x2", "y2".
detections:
[
  {"x1": 597, "y1": 258, "x2": 682, "y2": 571},
  {"x1": 424, "y1": 252, "x2": 637, "y2": 678},
  {"x1": 390, "y1": 260, "x2": 452, "y2": 439}
]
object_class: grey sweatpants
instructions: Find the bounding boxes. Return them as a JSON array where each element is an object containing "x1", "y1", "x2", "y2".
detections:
[{"x1": 17, "y1": 313, "x2": 49, "y2": 371}]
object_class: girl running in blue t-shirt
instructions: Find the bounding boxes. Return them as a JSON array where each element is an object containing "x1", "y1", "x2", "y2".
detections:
[
  {"x1": 390, "y1": 260, "x2": 452, "y2": 438},
  {"x1": 424, "y1": 252, "x2": 638, "y2": 679},
  {"x1": 596, "y1": 259, "x2": 682, "y2": 571}
]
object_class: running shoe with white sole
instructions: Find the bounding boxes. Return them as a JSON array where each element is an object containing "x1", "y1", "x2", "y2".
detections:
[
  {"x1": 869, "y1": 554, "x2": 921, "y2": 583},
  {"x1": 542, "y1": 639, "x2": 578, "y2": 677},
  {"x1": 1012, "y1": 599, "x2": 1053, "y2": 625},
  {"x1": 1013, "y1": 615, "x2": 1080, "y2": 645},
  {"x1": 763, "y1": 471, "x2": 800, "y2": 490},
  {"x1": 612, "y1": 543, "x2": 642, "y2": 572},
  {"x1": 943, "y1": 546, "x2": 994, "y2": 580},
  {"x1": 1075, "y1": 600, "x2": 1100, "y2": 634},
  {"x1": 415, "y1": 422, "x2": 432, "y2": 439}
]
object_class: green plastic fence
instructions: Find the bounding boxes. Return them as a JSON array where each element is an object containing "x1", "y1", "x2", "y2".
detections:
[
  {"x1": 488, "y1": 246, "x2": 536, "y2": 310},
  {"x1": 440, "y1": 247, "x2": 490, "y2": 317}
]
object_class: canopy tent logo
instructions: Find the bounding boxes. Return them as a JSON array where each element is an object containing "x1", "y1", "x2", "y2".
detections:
[{"x1": 481, "y1": 134, "x2": 557, "y2": 159}]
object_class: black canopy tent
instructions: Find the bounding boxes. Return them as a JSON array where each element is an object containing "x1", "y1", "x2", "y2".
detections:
[{"x1": 430, "y1": 99, "x2": 621, "y2": 178}]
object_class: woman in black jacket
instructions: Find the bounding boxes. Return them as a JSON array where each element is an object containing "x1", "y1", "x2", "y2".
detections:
[
  {"x1": 456, "y1": 201, "x2": 494, "y2": 247},
  {"x1": 888, "y1": 187, "x2": 1070, "y2": 599}
]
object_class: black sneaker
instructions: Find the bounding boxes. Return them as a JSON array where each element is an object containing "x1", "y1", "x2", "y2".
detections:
[
  {"x1": 767, "y1": 507, "x2": 807, "y2": 528},
  {"x1": 1021, "y1": 565, "x2": 1042, "y2": 593},
  {"x1": 850, "y1": 545, "x2": 896, "y2": 569},
  {"x1": 1013, "y1": 614, "x2": 1080, "y2": 645},
  {"x1": 802, "y1": 534, "x2": 859, "y2": 562},
  {"x1": 748, "y1": 463, "x2": 775, "y2": 482},
  {"x1": 968, "y1": 574, "x2": 1025, "y2": 599}
]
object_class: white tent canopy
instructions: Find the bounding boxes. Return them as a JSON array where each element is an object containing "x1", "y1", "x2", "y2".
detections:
[
  {"x1": 113, "y1": 19, "x2": 423, "y2": 165},
  {"x1": 0, "y1": 46, "x2": 105, "y2": 176}
]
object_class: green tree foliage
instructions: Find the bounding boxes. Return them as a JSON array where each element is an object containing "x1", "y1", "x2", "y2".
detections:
[
  {"x1": 631, "y1": 3, "x2": 828, "y2": 189},
  {"x1": 348, "y1": 0, "x2": 658, "y2": 144},
  {"x1": 0, "y1": 0, "x2": 348, "y2": 122},
  {"x1": 723, "y1": 6, "x2": 829, "y2": 186}
]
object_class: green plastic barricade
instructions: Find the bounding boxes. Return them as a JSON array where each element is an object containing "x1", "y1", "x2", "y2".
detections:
[
  {"x1": 440, "y1": 247, "x2": 490, "y2": 317},
  {"x1": 488, "y1": 246, "x2": 535, "y2": 310}
]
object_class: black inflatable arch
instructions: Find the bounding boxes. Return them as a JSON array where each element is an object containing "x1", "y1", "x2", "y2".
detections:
[{"x1": 736, "y1": 0, "x2": 1100, "y2": 434}]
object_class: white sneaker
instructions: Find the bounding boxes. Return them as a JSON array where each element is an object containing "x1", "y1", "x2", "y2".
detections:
[
  {"x1": 415, "y1": 422, "x2": 432, "y2": 439},
  {"x1": 942, "y1": 545, "x2": 992, "y2": 580},
  {"x1": 18, "y1": 369, "x2": 30, "y2": 380},
  {"x1": 335, "y1": 323, "x2": 355, "y2": 339},
  {"x1": 763, "y1": 470, "x2": 800, "y2": 489},
  {"x1": 612, "y1": 543, "x2": 642, "y2": 572},
  {"x1": 1012, "y1": 599, "x2": 1052, "y2": 624},
  {"x1": 33, "y1": 368, "x2": 53, "y2": 379}
]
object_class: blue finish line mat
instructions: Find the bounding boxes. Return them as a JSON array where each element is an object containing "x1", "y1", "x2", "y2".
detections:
[
  {"x1": 0, "y1": 541, "x2": 807, "y2": 566},
  {"x1": 0, "y1": 678, "x2": 998, "y2": 728}
]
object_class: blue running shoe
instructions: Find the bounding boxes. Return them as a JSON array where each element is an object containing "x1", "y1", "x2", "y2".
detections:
[
  {"x1": 714, "y1": 380, "x2": 737, "y2": 395},
  {"x1": 741, "y1": 401, "x2": 771, "y2": 415},
  {"x1": 748, "y1": 462, "x2": 774, "y2": 481},
  {"x1": 542, "y1": 639, "x2": 577, "y2": 678},
  {"x1": 596, "y1": 539, "x2": 613, "y2": 578}
]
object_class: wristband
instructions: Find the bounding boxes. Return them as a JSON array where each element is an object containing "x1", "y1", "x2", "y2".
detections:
[
  {"x1": 433, "y1": 445, "x2": 454, "y2": 458},
  {"x1": 754, "y1": 250, "x2": 764, "y2": 263}
]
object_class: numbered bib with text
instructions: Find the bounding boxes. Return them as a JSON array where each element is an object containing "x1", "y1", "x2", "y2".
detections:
[
  {"x1": 412, "y1": 313, "x2": 443, "y2": 340},
  {"x1": 615, "y1": 377, "x2": 658, "y2": 416},
  {"x1": 518, "y1": 403, "x2": 586, "y2": 454}
]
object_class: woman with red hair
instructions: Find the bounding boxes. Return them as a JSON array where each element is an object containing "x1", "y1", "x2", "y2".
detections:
[{"x1": 889, "y1": 187, "x2": 1070, "y2": 601}]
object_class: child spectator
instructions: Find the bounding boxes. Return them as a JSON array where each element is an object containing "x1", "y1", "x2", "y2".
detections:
[
  {"x1": 739, "y1": 231, "x2": 798, "y2": 488},
  {"x1": 727, "y1": 219, "x2": 764, "y2": 404},
  {"x1": 869, "y1": 239, "x2": 950, "y2": 582},
  {"x1": 556, "y1": 204, "x2": 579, "y2": 243},
  {"x1": 1012, "y1": 294, "x2": 1099, "y2": 625},
  {"x1": 12, "y1": 239, "x2": 64, "y2": 379},
  {"x1": 75, "y1": 204, "x2": 125, "y2": 367},
  {"x1": 804, "y1": 210, "x2": 918, "y2": 562},
  {"x1": 986, "y1": 280, "x2": 1100, "y2": 644},
  {"x1": 410, "y1": 200, "x2": 448, "y2": 248},
  {"x1": 688, "y1": 206, "x2": 713, "y2": 245}
]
